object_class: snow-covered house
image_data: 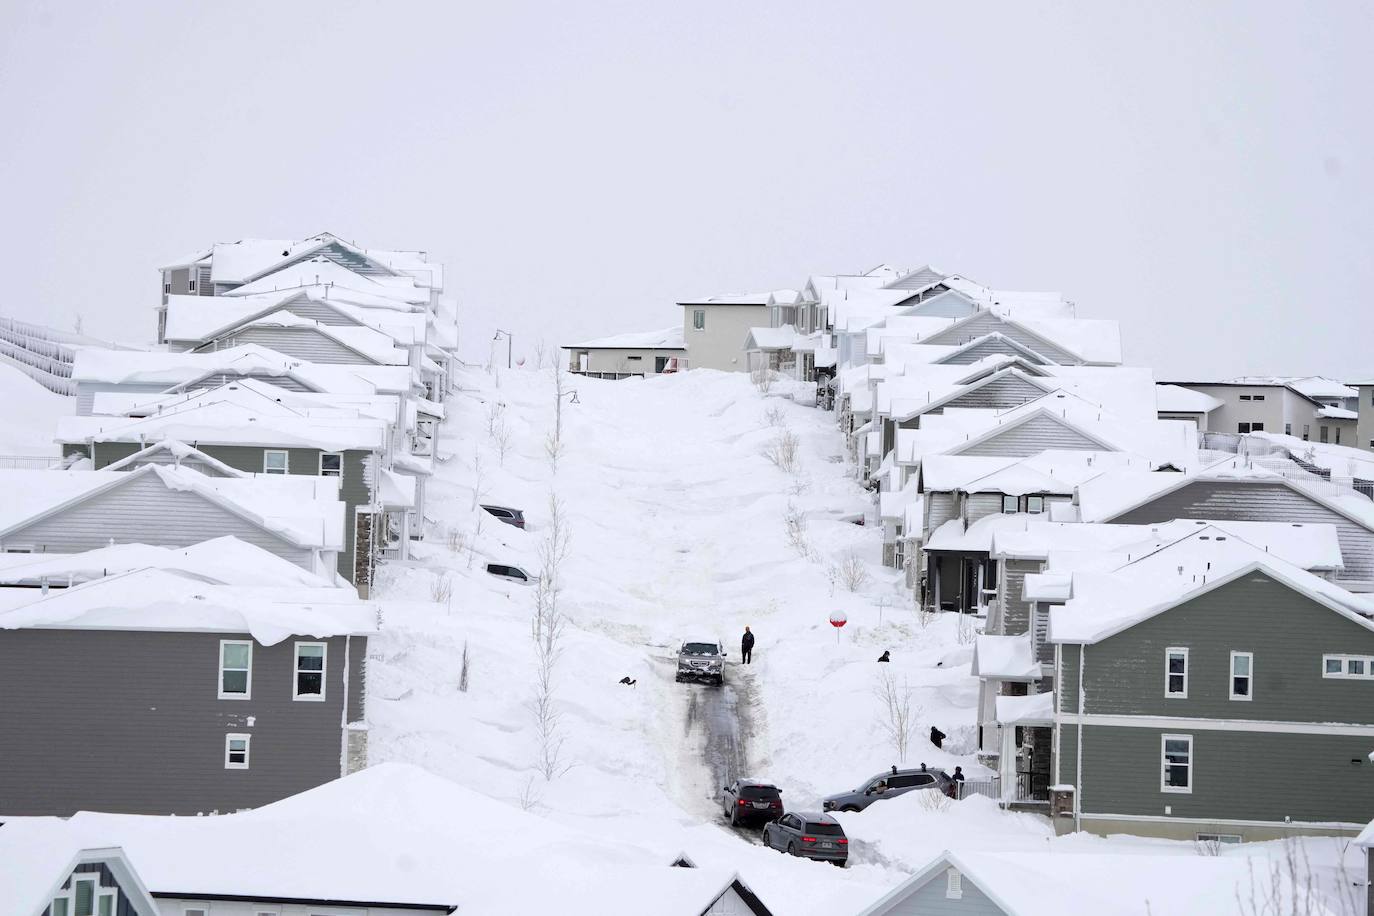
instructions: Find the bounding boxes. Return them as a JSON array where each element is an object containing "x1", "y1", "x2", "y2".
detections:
[
  {"x1": 0, "y1": 832, "x2": 161, "y2": 916},
  {"x1": 1164, "y1": 376, "x2": 1358, "y2": 444},
  {"x1": 564, "y1": 326, "x2": 687, "y2": 378},
  {"x1": 677, "y1": 290, "x2": 772, "y2": 372},
  {"x1": 1357, "y1": 818, "x2": 1373, "y2": 916},
  {"x1": 1046, "y1": 533, "x2": 1374, "y2": 841},
  {"x1": 0, "y1": 568, "x2": 375, "y2": 817},
  {"x1": 0, "y1": 466, "x2": 343, "y2": 580},
  {"x1": 56, "y1": 383, "x2": 422, "y2": 581},
  {"x1": 854, "y1": 848, "x2": 1324, "y2": 915}
]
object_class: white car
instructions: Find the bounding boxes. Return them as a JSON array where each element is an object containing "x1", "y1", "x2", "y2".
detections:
[{"x1": 675, "y1": 639, "x2": 725, "y2": 684}]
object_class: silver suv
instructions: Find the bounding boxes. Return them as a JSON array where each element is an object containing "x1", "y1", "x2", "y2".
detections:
[
  {"x1": 822, "y1": 767, "x2": 952, "y2": 813},
  {"x1": 675, "y1": 639, "x2": 725, "y2": 684}
]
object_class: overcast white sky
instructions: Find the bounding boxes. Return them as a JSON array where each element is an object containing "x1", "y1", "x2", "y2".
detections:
[{"x1": 1, "y1": 1, "x2": 1370, "y2": 378}]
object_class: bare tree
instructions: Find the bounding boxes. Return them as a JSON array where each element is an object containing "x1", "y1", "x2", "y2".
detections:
[
  {"x1": 517, "y1": 774, "x2": 541, "y2": 811},
  {"x1": 430, "y1": 573, "x2": 453, "y2": 604},
  {"x1": 547, "y1": 365, "x2": 570, "y2": 473},
  {"x1": 784, "y1": 502, "x2": 814, "y2": 559},
  {"x1": 831, "y1": 550, "x2": 870, "y2": 592},
  {"x1": 763, "y1": 405, "x2": 786, "y2": 428},
  {"x1": 530, "y1": 492, "x2": 572, "y2": 779},
  {"x1": 763, "y1": 428, "x2": 801, "y2": 474},
  {"x1": 956, "y1": 611, "x2": 977, "y2": 645},
  {"x1": 752, "y1": 364, "x2": 775, "y2": 395},
  {"x1": 485, "y1": 400, "x2": 504, "y2": 437},
  {"x1": 875, "y1": 669, "x2": 921, "y2": 762},
  {"x1": 1233, "y1": 836, "x2": 1361, "y2": 916},
  {"x1": 533, "y1": 338, "x2": 550, "y2": 370},
  {"x1": 458, "y1": 639, "x2": 471, "y2": 692},
  {"x1": 493, "y1": 415, "x2": 513, "y2": 465},
  {"x1": 446, "y1": 527, "x2": 467, "y2": 554}
]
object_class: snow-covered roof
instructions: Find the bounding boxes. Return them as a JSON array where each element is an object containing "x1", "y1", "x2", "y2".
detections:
[
  {"x1": 0, "y1": 568, "x2": 375, "y2": 641},
  {"x1": 745, "y1": 325, "x2": 798, "y2": 351},
  {"x1": 971, "y1": 635, "x2": 1039, "y2": 679},
  {"x1": 0, "y1": 537, "x2": 340, "y2": 588},
  {"x1": 1318, "y1": 405, "x2": 1357, "y2": 420},
  {"x1": 1156, "y1": 383, "x2": 1224, "y2": 414},
  {"x1": 0, "y1": 833, "x2": 158, "y2": 916},
  {"x1": 677, "y1": 290, "x2": 776, "y2": 306},
  {"x1": 565, "y1": 326, "x2": 686, "y2": 350},
  {"x1": 1357, "y1": 818, "x2": 1374, "y2": 847},
  {"x1": 858, "y1": 848, "x2": 1321, "y2": 916},
  {"x1": 227, "y1": 257, "x2": 429, "y2": 304},
  {"x1": 166, "y1": 290, "x2": 423, "y2": 346},
  {"x1": 100, "y1": 439, "x2": 248, "y2": 476},
  {"x1": 995, "y1": 691, "x2": 1055, "y2": 725},
  {"x1": 72, "y1": 344, "x2": 303, "y2": 385},
  {"x1": 1048, "y1": 530, "x2": 1374, "y2": 645},
  {"x1": 0, "y1": 465, "x2": 344, "y2": 550}
]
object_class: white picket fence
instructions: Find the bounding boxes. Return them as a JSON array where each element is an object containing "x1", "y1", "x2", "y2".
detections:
[{"x1": 0, "y1": 316, "x2": 80, "y2": 396}]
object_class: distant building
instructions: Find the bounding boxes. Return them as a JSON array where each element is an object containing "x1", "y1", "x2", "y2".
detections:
[
  {"x1": 564, "y1": 327, "x2": 687, "y2": 378},
  {"x1": 677, "y1": 292, "x2": 772, "y2": 372},
  {"x1": 1164, "y1": 377, "x2": 1357, "y2": 444}
]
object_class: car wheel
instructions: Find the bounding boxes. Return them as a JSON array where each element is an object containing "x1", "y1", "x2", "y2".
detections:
[
  {"x1": 832, "y1": 859, "x2": 847, "y2": 868},
  {"x1": 787, "y1": 841, "x2": 798, "y2": 857},
  {"x1": 840, "y1": 806, "x2": 860, "y2": 813},
  {"x1": 729, "y1": 806, "x2": 739, "y2": 827}
]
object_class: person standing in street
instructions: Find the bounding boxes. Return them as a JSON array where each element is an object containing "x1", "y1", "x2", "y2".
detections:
[{"x1": 741, "y1": 626, "x2": 755, "y2": 664}]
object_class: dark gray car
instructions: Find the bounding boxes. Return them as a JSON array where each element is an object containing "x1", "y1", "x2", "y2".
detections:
[
  {"x1": 762, "y1": 812, "x2": 847, "y2": 866},
  {"x1": 481, "y1": 505, "x2": 525, "y2": 529},
  {"x1": 721, "y1": 779, "x2": 782, "y2": 827},
  {"x1": 486, "y1": 563, "x2": 534, "y2": 584},
  {"x1": 822, "y1": 767, "x2": 952, "y2": 813}
]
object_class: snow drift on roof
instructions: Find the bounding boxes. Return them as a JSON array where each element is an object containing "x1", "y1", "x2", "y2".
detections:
[{"x1": 566, "y1": 326, "x2": 686, "y2": 350}]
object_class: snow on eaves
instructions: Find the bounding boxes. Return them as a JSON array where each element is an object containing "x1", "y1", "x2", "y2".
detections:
[
  {"x1": 971, "y1": 635, "x2": 1039, "y2": 679},
  {"x1": 565, "y1": 326, "x2": 686, "y2": 351},
  {"x1": 0, "y1": 537, "x2": 341, "y2": 588},
  {"x1": 1155, "y1": 383, "x2": 1224, "y2": 414}
]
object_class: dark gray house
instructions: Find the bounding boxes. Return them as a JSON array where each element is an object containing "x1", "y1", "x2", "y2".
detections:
[
  {"x1": 1048, "y1": 538, "x2": 1374, "y2": 841},
  {"x1": 0, "y1": 569, "x2": 374, "y2": 817},
  {"x1": 1357, "y1": 819, "x2": 1373, "y2": 916}
]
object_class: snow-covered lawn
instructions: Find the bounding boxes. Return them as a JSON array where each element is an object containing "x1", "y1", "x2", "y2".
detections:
[{"x1": 366, "y1": 364, "x2": 1366, "y2": 914}]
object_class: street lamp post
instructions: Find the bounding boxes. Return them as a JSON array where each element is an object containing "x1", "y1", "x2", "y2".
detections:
[{"x1": 492, "y1": 329, "x2": 513, "y2": 370}]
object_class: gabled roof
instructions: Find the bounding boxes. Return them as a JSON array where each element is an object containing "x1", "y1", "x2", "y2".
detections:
[
  {"x1": 197, "y1": 310, "x2": 409, "y2": 365},
  {"x1": 0, "y1": 465, "x2": 344, "y2": 551},
  {"x1": 0, "y1": 537, "x2": 340, "y2": 588},
  {"x1": 930, "y1": 332, "x2": 1056, "y2": 366},
  {"x1": 1048, "y1": 529, "x2": 1374, "y2": 644},
  {"x1": 0, "y1": 833, "x2": 161, "y2": 916},
  {"x1": 891, "y1": 367, "x2": 1055, "y2": 422},
  {"x1": 1156, "y1": 383, "x2": 1224, "y2": 414},
  {"x1": 101, "y1": 439, "x2": 249, "y2": 477},
  {"x1": 227, "y1": 257, "x2": 428, "y2": 304},
  {"x1": 920, "y1": 310, "x2": 1123, "y2": 365},
  {"x1": 676, "y1": 290, "x2": 777, "y2": 306},
  {"x1": 166, "y1": 289, "x2": 423, "y2": 348},
  {"x1": 564, "y1": 326, "x2": 686, "y2": 350}
]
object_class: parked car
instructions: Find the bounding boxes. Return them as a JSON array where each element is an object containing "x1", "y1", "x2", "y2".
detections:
[
  {"x1": 822, "y1": 767, "x2": 952, "y2": 813},
  {"x1": 486, "y1": 563, "x2": 534, "y2": 584},
  {"x1": 675, "y1": 639, "x2": 725, "y2": 684},
  {"x1": 762, "y1": 812, "x2": 847, "y2": 866},
  {"x1": 481, "y1": 505, "x2": 526, "y2": 529},
  {"x1": 721, "y1": 779, "x2": 783, "y2": 827}
]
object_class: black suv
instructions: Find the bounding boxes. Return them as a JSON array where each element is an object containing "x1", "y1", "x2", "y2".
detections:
[
  {"x1": 721, "y1": 779, "x2": 783, "y2": 827},
  {"x1": 481, "y1": 505, "x2": 525, "y2": 529}
]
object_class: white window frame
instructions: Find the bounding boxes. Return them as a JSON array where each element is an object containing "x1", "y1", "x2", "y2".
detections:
[
  {"x1": 319, "y1": 452, "x2": 343, "y2": 478},
  {"x1": 1165, "y1": 647, "x2": 1189, "y2": 698},
  {"x1": 263, "y1": 449, "x2": 289, "y2": 474},
  {"x1": 293, "y1": 641, "x2": 327, "y2": 701},
  {"x1": 1026, "y1": 495, "x2": 1045, "y2": 514},
  {"x1": 945, "y1": 867, "x2": 963, "y2": 899},
  {"x1": 692, "y1": 309, "x2": 706, "y2": 331},
  {"x1": 218, "y1": 639, "x2": 253, "y2": 700},
  {"x1": 1230, "y1": 651, "x2": 1253, "y2": 701},
  {"x1": 1161, "y1": 733, "x2": 1193, "y2": 794},
  {"x1": 51, "y1": 873, "x2": 116, "y2": 916},
  {"x1": 225, "y1": 733, "x2": 251, "y2": 769},
  {"x1": 1322, "y1": 654, "x2": 1374, "y2": 679}
]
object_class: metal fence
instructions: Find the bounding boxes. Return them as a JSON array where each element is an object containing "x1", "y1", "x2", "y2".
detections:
[
  {"x1": 0, "y1": 316, "x2": 79, "y2": 395},
  {"x1": 0, "y1": 455, "x2": 64, "y2": 470}
]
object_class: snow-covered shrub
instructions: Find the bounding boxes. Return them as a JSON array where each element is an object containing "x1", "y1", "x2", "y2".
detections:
[
  {"x1": 783, "y1": 502, "x2": 813, "y2": 559},
  {"x1": 446, "y1": 528, "x2": 467, "y2": 554},
  {"x1": 763, "y1": 404, "x2": 786, "y2": 428},
  {"x1": 430, "y1": 573, "x2": 453, "y2": 605},
  {"x1": 752, "y1": 366, "x2": 775, "y2": 395},
  {"x1": 493, "y1": 416, "x2": 512, "y2": 464},
  {"x1": 916, "y1": 786, "x2": 952, "y2": 813},
  {"x1": 835, "y1": 550, "x2": 870, "y2": 592},
  {"x1": 530, "y1": 492, "x2": 571, "y2": 779},
  {"x1": 763, "y1": 428, "x2": 801, "y2": 474},
  {"x1": 458, "y1": 639, "x2": 471, "y2": 692}
]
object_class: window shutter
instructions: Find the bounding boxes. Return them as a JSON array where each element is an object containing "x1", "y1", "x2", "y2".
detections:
[{"x1": 946, "y1": 868, "x2": 963, "y2": 899}]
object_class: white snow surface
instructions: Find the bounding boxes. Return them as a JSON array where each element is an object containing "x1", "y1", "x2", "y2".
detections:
[
  {"x1": 567, "y1": 325, "x2": 687, "y2": 350},
  {"x1": 0, "y1": 363, "x2": 71, "y2": 456}
]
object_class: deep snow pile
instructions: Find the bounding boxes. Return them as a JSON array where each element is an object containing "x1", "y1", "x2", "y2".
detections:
[
  {"x1": 366, "y1": 364, "x2": 1365, "y2": 914},
  {"x1": 0, "y1": 363, "x2": 71, "y2": 456}
]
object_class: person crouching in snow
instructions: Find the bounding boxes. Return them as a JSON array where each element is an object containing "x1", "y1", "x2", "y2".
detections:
[{"x1": 741, "y1": 626, "x2": 755, "y2": 664}]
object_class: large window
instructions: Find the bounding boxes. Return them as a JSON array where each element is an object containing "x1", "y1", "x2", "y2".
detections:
[
  {"x1": 1026, "y1": 496, "x2": 1045, "y2": 514},
  {"x1": 692, "y1": 309, "x2": 706, "y2": 330},
  {"x1": 319, "y1": 453, "x2": 342, "y2": 478},
  {"x1": 225, "y1": 733, "x2": 251, "y2": 769},
  {"x1": 49, "y1": 875, "x2": 116, "y2": 916},
  {"x1": 1230, "y1": 651, "x2": 1252, "y2": 700},
  {"x1": 1161, "y1": 734, "x2": 1192, "y2": 793},
  {"x1": 1001, "y1": 495, "x2": 1019, "y2": 513},
  {"x1": 1322, "y1": 654, "x2": 1374, "y2": 679},
  {"x1": 264, "y1": 450, "x2": 289, "y2": 474},
  {"x1": 219, "y1": 640, "x2": 252, "y2": 699},
  {"x1": 1320, "y1": 426, "x2": 1329, "y2": 443},
  {"x1": 1165, "y1": 647, "x2": 1188, "y2": 698},
  {"x1": 294, "y1": 641, "x2": 326, "y2": 700}
]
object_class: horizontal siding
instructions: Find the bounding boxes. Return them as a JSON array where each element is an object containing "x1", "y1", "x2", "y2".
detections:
[
  {"x1": 873, "y1": 871, "x2": 1007, "y2": 915},
  {"x1": 926, "y1": 312, "x2": 1081, "y2": 365},
  {"x1": 185, "y1": 371, "x2": 313, "y2": 392},
  {"x1": 926, "y1": 492, "x2": 957, "y2": 534},
  {"x1": 76, "y1": 382, "x2": 169, "y2": 416},
  {"x1": 1109, "y1": 480, "x2": 1374, "y2": 588},
  {"x1": 939, "y1": 336, "x2": 1043, "y2": 366},
  {"x1": 1002, "y1": 559, "x2": 1040, "y2": 636},
  {"x1": 958, "y1": 415, "x2": 1108, "y2": 458},
  {"x1": 943, "y1": 375, "x2": 1049, "y2": 411},
  {"x1": 965, "y1": 493, "x2": 1005, "y2": 526},
  {"x1": 208, "y1": 327, "x2": 372, "y2": 365},
  {"x1": 1081, "y1": 572, "x2": 1374, "y2": 724},
  {"x1": 1077, "y1": 725, "x2": 1374, "y2": 824},
  {"x1": 0, "y1": 471, "x2": 313, "y2": 569},
  {"x1": 0, "y1": 630, "x2": 355, "y2": 816}
]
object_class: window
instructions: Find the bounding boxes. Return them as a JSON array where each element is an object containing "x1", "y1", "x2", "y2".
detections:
[
  {"x1": 1161, "y1": 734, "x2": 1192, "y2": 793},
  {"x1": 225, "y1": 733, "x2": 251, "y2": 769},
  {"x1": 626, "y1": 355, "x2": 643, "y2": 361},
  {"x1": 1237, "y1": 422, "x2": 1250, "y2": 434},
  {"x1": 264, "y1": 450, "x2": 289, "y2": 474},
  {"x1": 51, "y1": 876, "x2": 115, "y2": 916},
  {"x1": 1320, "y1": 426, "x2": 1329, "y2": 443},
  {"x1": 654, "y1": 356, "x2": 669, "y2": 373},
  {"x1": 1230, "y1": 651, "x2": 1253, "y2": 700},
  {"x1": 1253, "y1": 394, "x2": 1265, "y2": 401},
  {"x1": 1335, "y1": 427, "x2": 1341, "y2": 445},
  {"x1": 1322, "y1": 654, "x2": 1374, "y2": 679},
  {"x1": 319, "y1": 453, "x2": 342, "y2": 477},
  {"x1": 1251, "y1": 422, "x2": 1264, "y2": 432},
  {"x1": 1239, "y1": 394, "x2": 1251, "y2": 401},
  {"x1": 164, "y1": 282, "x2": 172, "y2": 295},
  {"x1": 1197, "y1": 833, "x2": 1242, "y2": 844},
  {"x1": 946, "y1": 868, "x2": 963, "y2": 899},
  {"x1": 294, "y1": 641, "x2": 326, "y2": 700},
  {"x1": 219, "y1": 640, "x2": 252, "y2": 699},
  {"x1": 1284, "y1": 423, "x2": 1292, "y2": 436},
  {"x1": 692, "y1": 309, "x2": 706, "y2": 330},
  {"x1": 1001, "y1": 495, "x2": 1019, "y2": 513},
  {"x1": 1166, "y1": 648, "x2": 1188, "y2": 697},
  {"x1": 1303, "y1": 424, "x2": 1310, "y2": 441},
  {"x1": 1026, "y1": 496, "x2": 1045, "y2": 514},
  {"x1": 188, "y1": 278, "x2": 197, "y2": 292}
]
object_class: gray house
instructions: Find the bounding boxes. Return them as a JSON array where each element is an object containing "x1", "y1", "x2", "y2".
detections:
[
  {"x1": 1357, "y1": 819, "x2": 1373, "y2": 916},
  {"x1": 55, "y1": 392, "x2": 411, "y2": 583},
  {"x1": 1048, "y1": 537, "x2": 1374, "y2": 841},
  {"x1": 0, "y1": 569, "x2": 375, "y2": 817},
  {"x1": 0, "y1": 466, "x2": 343, "y2": 580},
  {"x1": 0, "y1": 833, "x2": 161, "y2": 916}
]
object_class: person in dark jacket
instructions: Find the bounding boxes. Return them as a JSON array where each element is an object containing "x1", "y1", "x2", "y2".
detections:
[
  {"x1": 929, "y1": 726, "x2": 946, "y2": 749},
  {"x1": 741, "y1": 626, "x2": 755, "y2": 664},
  {"x1": 877, "y1": 650, "x2": 890, "y2": 663}
]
